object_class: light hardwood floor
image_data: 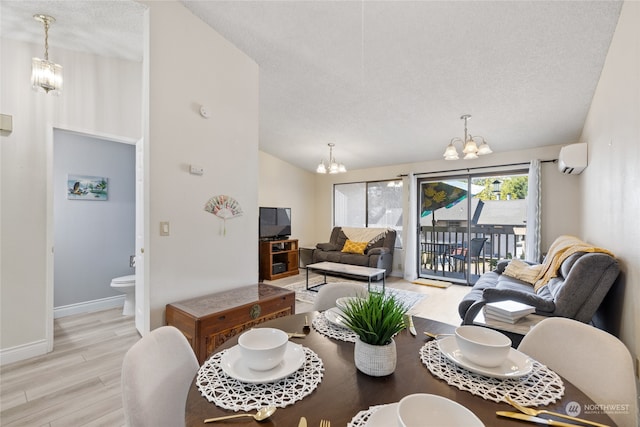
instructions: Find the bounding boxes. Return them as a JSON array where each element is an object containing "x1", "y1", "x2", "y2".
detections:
[
  {"x1": 1, "y1": 308, "x2": 139, "y2": 427},
  {"x1": 0, "y1": 275, "x2": 469, "y2": 426}
]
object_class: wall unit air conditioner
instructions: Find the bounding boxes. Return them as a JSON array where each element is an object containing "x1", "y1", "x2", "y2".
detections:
[{"x1": 558, "y1": 143, "x2": 588, "y2": 175}]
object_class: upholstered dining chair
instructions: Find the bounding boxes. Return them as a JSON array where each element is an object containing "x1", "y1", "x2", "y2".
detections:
[
  {"x1": 517, "y1": 317, "x2": 637, "y2": 427},
  {"x1": 122, "y1": 326, "x2": 199, "y2": 427},
  {"x1": 312, "y1": 282, "x2": 368, "y2": 311}
]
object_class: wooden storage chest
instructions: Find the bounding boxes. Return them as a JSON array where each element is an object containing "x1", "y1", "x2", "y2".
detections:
[{"x1": 165, "y1": 283, "x2": 295, "y2": 364}]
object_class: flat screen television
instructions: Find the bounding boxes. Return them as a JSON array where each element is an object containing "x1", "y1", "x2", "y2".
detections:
[{"x1": 259, "y1": 207, "x2": 291, "y2": 240}]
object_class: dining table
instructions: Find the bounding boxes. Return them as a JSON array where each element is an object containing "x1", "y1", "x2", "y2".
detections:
[{"x1": 185, "y1": 312, "x2": 614, "y2": 427}]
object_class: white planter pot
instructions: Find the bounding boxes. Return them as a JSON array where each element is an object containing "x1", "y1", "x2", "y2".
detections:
[{"x1": 354, "y1": 337, "x2": 397, "y2": 376}]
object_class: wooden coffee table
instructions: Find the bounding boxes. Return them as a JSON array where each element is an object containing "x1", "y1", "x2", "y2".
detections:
[{"x1": 305, "y1": 261, "x2": 386, "y2": 292}]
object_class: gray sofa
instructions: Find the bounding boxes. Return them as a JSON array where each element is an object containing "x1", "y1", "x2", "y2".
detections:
[
  {"x1": 458, "y1": 251, "x2": 619, "y2": 326},
  {"x1": 312, "y1": 227, "x2": 396, "y2": 277}
]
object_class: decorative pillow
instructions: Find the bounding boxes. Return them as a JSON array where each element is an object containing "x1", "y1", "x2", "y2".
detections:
[
  {"x1": 341, "y1": 239, "x2": 369, "y2": 255},
  {"x1": 502, "y1": 259, "x2": 542, "y2": 284}
]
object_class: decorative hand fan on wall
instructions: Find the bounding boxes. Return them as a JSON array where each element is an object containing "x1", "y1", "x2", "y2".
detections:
[{"x1": 204, "y1": 195, "x2": 243, "y2": 235}]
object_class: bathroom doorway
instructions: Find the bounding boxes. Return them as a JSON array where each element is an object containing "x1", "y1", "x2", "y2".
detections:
[{"x1": 51, "y1": 129, "x2": 144, "y2": 334}]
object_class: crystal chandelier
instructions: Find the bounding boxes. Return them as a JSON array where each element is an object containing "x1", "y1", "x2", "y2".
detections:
[
  {"x1": 443, "y1": 115, "x2": 492, "y2": 160},
  {"x1": 316, "y1": 143, "x2": 347, "y2": 174},
  {"x1": 31, "y1": 14, "x2": 63, "y2": 95}
]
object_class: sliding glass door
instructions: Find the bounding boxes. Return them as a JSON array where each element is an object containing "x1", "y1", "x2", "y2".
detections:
[{"x1": 417, "y1": 171, "x2": 528, "y2": 285}]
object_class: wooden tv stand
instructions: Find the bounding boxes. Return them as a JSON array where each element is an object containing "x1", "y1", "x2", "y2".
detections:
[{"x1": 259, "y1": 238, "x2": 299, "y2": 280}]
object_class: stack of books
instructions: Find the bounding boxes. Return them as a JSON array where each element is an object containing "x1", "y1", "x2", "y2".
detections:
[{"x1": 484, "y1": 300, "x2": 536, "y2": 324}]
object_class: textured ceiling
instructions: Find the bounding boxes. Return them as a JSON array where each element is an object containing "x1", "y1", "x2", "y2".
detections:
[
  {"x1": 1, "y1": 1, "x2": 623, "y2": 172},
  {"x1": 0, "y1": 1, "x2": 146, "y2": 61}
]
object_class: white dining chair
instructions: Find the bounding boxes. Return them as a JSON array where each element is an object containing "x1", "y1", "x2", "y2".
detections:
[
  {"x1": 312, "y1": 282, "x2": 368, "y2": 311},
  {"x1": 517, "y1": 317, "x2": 638, "y2": 427},
  {"x1": 121, "y1": 326, "x2": 199, "y2": 427}
]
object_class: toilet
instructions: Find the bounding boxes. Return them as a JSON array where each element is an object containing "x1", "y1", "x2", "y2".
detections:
[{"x1": 111, "y1": 275, "x2": 136, "y2": 316}]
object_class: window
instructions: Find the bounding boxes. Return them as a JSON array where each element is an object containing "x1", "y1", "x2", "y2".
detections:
[{"x1": 334, "y1": 179, "x2": 403, "y2": 247}]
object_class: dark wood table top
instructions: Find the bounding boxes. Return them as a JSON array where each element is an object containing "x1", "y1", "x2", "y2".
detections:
[
  {"x1": 167, "y1": 283, "x2": 291, "y2": 318},
  {"x1": 186, "y1": 313, "x2": 613, "y2": 426}
]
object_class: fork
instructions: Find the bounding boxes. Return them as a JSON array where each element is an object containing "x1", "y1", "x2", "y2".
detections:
[
  {"x1": 504, "y1": 395, "x2": 610, "y2": 427},
  {"x1": 320, "y1": 420, "x2": 331, "y2": 427}
]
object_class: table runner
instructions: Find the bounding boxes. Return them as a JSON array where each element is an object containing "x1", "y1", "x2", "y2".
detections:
[
  {"x1": 420, "y1": 340, "x2": 564, "y2": 406},
  {"x1": 196, "y1": 346, "x2": 324, "y2": 411}
]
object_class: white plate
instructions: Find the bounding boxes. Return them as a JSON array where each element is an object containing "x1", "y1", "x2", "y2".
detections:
[
  {"x1": 365, "y1": 403, "x2": 397, "y2": 427},
  {"x1": 335, "y1": 296, "x2": 363, "y2": 311},
  {"x1": 220, "y1": 342, "x2": 305, "y2": 383},
  {"x1": 325, "y1": 307, "x2": 349, "y2": 329},
  {"x1": 437, "y1": 336, "x2": 533, "y2": 379}
]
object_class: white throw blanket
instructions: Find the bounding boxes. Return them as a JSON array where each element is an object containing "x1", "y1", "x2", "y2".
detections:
[{"x1": 341, "y1": 227, "x2": 388, "y2": 243}]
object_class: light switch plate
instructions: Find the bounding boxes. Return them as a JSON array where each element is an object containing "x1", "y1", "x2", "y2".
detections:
[
  {"x1": 160, "y1": 221, "x2": 170, "y2": 236},
  {"x1": 0, "y1": 114, "x2": 12, "y2": 132}
]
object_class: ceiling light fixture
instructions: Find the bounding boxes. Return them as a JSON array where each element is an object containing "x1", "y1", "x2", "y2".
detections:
[
  {"x1": 443, "y1": 114, "x2": 492, "y2": 160},
  {"x1": 316, "y1": 143, "x2": 346, "y2": 174},
  {"x1": 31, "y1": 14, "x2": 63, "y2": 95}
]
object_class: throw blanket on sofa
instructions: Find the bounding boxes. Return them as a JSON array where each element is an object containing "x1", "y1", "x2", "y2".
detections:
[
  {"x1": 532, "y1": 235, "x2": 615, "y2": 292},
  {"x1": 341, "y1": 227, "x2": 388, "y2": 243}
]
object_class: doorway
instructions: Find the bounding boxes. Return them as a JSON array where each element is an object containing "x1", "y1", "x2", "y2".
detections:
[
  {"x1": 50, "y1": 129, "x2": 145, "y2": 341},
  {"x1": 417, "y1": 171, "x2": 529, "y2": 285}
]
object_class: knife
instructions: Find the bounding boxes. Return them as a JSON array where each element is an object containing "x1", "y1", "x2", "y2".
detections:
[
  {"x1": 298, "y1": 416, "x2": 307, "y2": 427},
  {"x1": 405, "y1": 315, "x2": 417, "y2": 336},
  {"x1": 497, "y1": 411, "x2": 580, "y2": 426}
]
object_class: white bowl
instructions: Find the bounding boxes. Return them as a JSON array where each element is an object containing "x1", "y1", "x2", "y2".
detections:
[
  {"x1": 238, "y1": 328, "x2": 288, "y2": 371},
  {"x1": 397, "y1": 393, "x2": 484, "y2": 427},
  {"x1": 455, "y1": 325, "x2": 511, "y2": 368}
]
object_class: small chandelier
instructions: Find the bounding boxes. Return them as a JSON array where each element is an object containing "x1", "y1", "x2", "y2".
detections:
[
  {"x1": 31, "y1": 14, "x2": 63, "y2": 95},
  {"x1": 443, "y1": 114, "x2": 492, "y2": 160},
  {"x1": 316, "y1": 143, "x2": 347, "y2": 174}
]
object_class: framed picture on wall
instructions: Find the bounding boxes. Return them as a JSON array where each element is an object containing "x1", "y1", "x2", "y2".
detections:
[{"x1": 67, "y1": 174, "x2": 108, "y2": 201}]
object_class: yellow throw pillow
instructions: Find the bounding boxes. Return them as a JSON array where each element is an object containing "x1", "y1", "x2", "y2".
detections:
[{"x1": 341, "y1": 239, "x2": 369, "y2": 255}]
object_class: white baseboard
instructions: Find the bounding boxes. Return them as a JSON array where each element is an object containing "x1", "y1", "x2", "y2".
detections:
[
  {"x1": 0, "y1": 339, "x2": 48, "y2": 366},
  {"x1": 54, "y1": 295, "x2": 125, "y2": 319}
]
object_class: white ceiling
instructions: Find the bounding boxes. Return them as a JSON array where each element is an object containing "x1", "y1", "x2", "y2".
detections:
[{"x1": 1, "y1": 1, "x2": 623, "y2": 172}]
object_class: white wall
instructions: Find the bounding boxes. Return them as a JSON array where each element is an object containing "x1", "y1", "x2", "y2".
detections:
[
  {"x1": 144, "y1": 2, "x2": 259, "y2": 329},
  {"x1": 579, "y1": 1, "x2": 639, "y2": 356},
  {"x1": 1, "y1": 0, "x2": 260, "y2": 360},
  {"x1": 53, "y1": 130, "x2": 135, "y2": 307},
  {"x1": 258, "y1": 151, "x2": 318, "y2": 247},
  {"x1": 0, "y1": 38, "x2": 142, "y2": 360},
  {"x1": 312, "y1": 145, "x2": 581, "y2": 267}
]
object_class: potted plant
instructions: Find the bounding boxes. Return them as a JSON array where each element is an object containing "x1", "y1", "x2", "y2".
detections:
[{"x1": 340, "y1": 291, "x2": 409, "y2": 376}]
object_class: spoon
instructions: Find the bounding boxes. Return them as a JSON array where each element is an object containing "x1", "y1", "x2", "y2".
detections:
[{"x1": 204, "y1": 406, "x2": 277, "y2": 423}]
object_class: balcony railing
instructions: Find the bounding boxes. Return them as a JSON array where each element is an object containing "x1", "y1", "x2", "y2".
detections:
[{"x1": 419, "y1": 225, "x2": 525, "y2": 284}]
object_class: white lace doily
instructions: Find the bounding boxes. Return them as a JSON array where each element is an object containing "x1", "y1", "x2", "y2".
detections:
[
  {"x1": 312, "y1": 312, "x2": 357, "y2": 342},
  {"x1": 347, "y1": 404, "x2": 388, "y2": 427},
  {"x1": 196, "y1": 346, "x2": 324, "y2": 411},
  {"x1": 420, "y1": 341, "x2": 564, "y2": 406}
]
